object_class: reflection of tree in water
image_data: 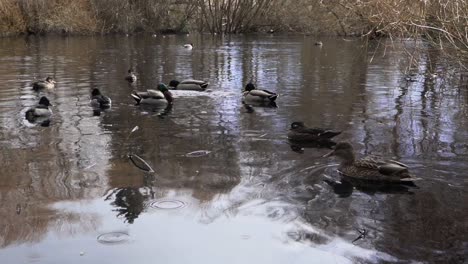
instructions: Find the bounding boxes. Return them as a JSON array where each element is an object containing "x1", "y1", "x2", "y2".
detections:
[{"x1": 106, "y1": 187, "x2": 148, "y2": 224}]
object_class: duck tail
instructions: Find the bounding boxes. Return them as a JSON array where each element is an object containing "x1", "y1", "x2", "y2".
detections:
[
  {"x1": 130, "y1": 92, "x2": 142, "y2": 104},
  {"x1": 25, "y1": 109, "x2": 35, "y2": 122},
  {"x1": 268, "y1": 94, "x2": 278, "y2": 102}
]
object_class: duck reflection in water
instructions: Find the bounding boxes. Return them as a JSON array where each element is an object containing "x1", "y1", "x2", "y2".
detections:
[
  {"x1": 323, "y1": 176, "x2": 418, "y2": 197},
  {"x1": 287, "y1": 122, "x2": 340, "y2": 153},
  {"x1": 243, "y1": 101, "x2": 277, "y2": 113},
  {"x1": 138, "y1": 103, "x2": 173, "y2": 118},
  {"x1": 289, "y1": 140, "x2": 336, "y2": 153}
]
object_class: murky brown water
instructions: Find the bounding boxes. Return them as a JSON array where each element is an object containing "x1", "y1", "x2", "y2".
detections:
[{"x1": 0, "y1": 34, "x2": 467, "y2": 264}]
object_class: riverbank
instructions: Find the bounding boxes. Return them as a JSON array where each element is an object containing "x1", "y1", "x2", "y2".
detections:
[{"x1": 1, "y1": 0, "x2": 467, "y2": 60}]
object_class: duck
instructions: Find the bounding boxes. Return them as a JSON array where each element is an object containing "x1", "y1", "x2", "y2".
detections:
[
  {"x1": 314, "y1": 41, "x2": 323, "y2": 46},
  {"x1": 125, "y1": 69, "x2": 137, "y2": 83},
  {"x1": 168, "y1": 79, "x2": 209, "y2": 91},
  {"x1": 32, "y1": 76, "x2": 56, "y2": 90},
  {"x1": 288, "y1": 122, "x2": 341, "y2": 142},
  {"x1": 323, "y1": 142, "x2": 420, "y2": 182},
  {"x1": 90, "y1": 88, "x2": 112, "y2": 108},
  {"x1": 131, "y1": 83, "x2": 173, "y2": 106},
  {"x1": 25, "y1": 96, "x2": 52, "y2": 122},
  {"x1": 184, "y1": 43, "x2": 193, "y2": 49},
  {"x1": 242, "y1": 82, "x2": 278, "y2": 102}
]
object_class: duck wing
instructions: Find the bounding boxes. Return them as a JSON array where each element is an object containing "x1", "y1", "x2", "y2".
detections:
[
  {"x1": 146, "y1": 89, "x2": 165, "y2": 99},
  {"x1": 247, "y1": 90, "x2": 268, "y2": 97},
  {"x1": 131, "y1": 90, "x2": 165, "y2": 104},
  {"x1": 355, "y1": 156, "x2": 413, "y2": 180},
  {"x1": 92, "y1": 95, "x2": 111, "y2": 107},
  {"x1": 247, "y1": 89, "x2": 278, "y2": 98},
  {"x1": 180, "y1": 79, "x2": 209, "y2": 89},
  {"x1": 32, "y1": 81, "x2": 45, "y2": 90},
  {"x1": 181, "y1": 79, "x2": 207, "y2": 85}
]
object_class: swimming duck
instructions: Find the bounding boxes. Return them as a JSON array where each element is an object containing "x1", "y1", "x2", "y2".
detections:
[
  {"x1": 242, "y1": 82, "x2": 278, "y2": 102},
  {"x1": 314, "y1": 41, "x2": 323, "y2": 46},
  {"x1": 323, "y1": 142, "x2": 420, "y2": 182},
  {"x1": 125, "y1": 69, "x2": 137, "y2": 83},
  {"x1": 32, "y1": 76, "x2": 56, "y2": 90},
  {"x1": 168, "y1": 79, "x2": 209, "y2": 91},
  {"x1": 131, "y1": 83, "x2": 173, "y2": 105},
  {"x1": 288, "y1": 122, "x2": 341, "y2": 142},
  {"x1": 25, "y1": 96, "x2": 52, "y2": 121},
  {"x1": 184, "y1": 43, "x2": 193, "y2": 49},
  {"x1": 90, "y1": 88, "x2": 112, "y2": 108}
]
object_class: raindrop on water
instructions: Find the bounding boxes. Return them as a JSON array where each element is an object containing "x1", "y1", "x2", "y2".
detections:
[
  {"x1": 150, "y1": 199, "x2": 186, "y2": 210},
  {"x1": 97, "y1": 232, "x2": 130, "y2": 244}
]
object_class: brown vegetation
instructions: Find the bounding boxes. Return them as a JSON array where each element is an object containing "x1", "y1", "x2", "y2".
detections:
[{"x1": 0, "y1": 0, "x2": 466, "y2": 56}]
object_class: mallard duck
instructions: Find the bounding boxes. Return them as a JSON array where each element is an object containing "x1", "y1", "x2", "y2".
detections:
[
  {"x1": 168, "y1": 79, "x2": 209, "y2": 91},
  {"x1": 32, "y1": 76, "x2": 56, "y2": 90},
  {"x1": 242, "y1": 82, "x2": 278, "y2": 102},
  {"x1": 90, "y1": 88, "x2": 111, "y2": 108},
  {"x1": 131, "y1": 83, "x2": 173, "y2": 105},
  {"x1": 125, "y1": 69, "x2": 137, "y2": 83},
  {"x1": 288, "y1": 122, "x2": 341, "y2": 142},
  {"x1": 184, "y1": 43, "x2": 193, "y2": 49},
  {"x1": 323, "y1": 142, "x2": 420, "y2": 182},
  {"x1": 25, "y1": 96, "x2": 52, "y2": 121}
]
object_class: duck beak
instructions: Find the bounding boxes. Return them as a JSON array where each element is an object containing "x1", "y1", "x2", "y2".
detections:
[{"x1": 322, "y1": 149, "x2": 335, "y2": 158}]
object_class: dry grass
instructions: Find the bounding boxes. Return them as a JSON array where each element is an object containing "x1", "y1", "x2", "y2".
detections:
[
  {"x1": 0, "y1": 0, "x2": 467, "y2": 60},
  {"x1": 0, "y1": 0, "x2": 26, "y2": 34},
  {"x1": 39, "y1": 0, "x2": 98, "y2": 34}
]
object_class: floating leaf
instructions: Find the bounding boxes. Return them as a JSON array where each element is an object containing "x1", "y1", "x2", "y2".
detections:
[
  {"x1": 128, "y1": 154, "x2": 154, "y2": 172},
  {"x1": 130, "y1": 126, "x2": 139, "y2": 133},
  {"x1": 185, "y1": 150, "x2": 211, "y2": 157}
]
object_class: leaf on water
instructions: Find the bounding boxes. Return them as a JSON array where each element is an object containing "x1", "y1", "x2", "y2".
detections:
[
  {"x1": 131, "y1": 126, "x2": 139, "y2": 133},
  {"x1": 128, "y1": 154, "x2": 154, "y2": 172},
  {"x1": 185, "y1": 150, "x2": 212, "y2": 157},
  {"x1": 84, "y1": 163, "x2": 96, "y2": 170}
]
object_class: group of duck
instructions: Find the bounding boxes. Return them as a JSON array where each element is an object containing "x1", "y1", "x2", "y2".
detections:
[{"x1": 26, "y1": 70, "x2": 419, "y2": 185}]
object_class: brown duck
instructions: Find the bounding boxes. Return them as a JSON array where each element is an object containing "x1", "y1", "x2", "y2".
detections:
[{"x1": 324, "y1": 142, "x2": 420, "y2": 182}]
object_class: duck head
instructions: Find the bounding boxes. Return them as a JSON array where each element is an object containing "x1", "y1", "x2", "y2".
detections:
[
  {"x1": 38, "y1": 96, "x2": 52, "y2": 106},
  {"x1": 323, "y1": 142, "x2": 355, "y2": 163},
  {"x1": 244, "y1": 82, "x2": 256, "y2": 92},
  {"x1": 169, "y1": 80, "x2": 180, "y2": 88},
  {"x1": 157, "y1": 83, "x2": 173, "y2": 103},
  {"x1": 128, "y1": 68, "x2": 134, "y2": 74},
  {"x1": 91, "y1": 88, "x2": 101, "y2": 96},
  {"x1": 46, "y1": 76, "x2": 56, "y2": 84},
  {"x1": 290, "y1": 121, "x2": 305, "y2": 130},
  {"x1": 157, "y1": 83, "x2": 169, "y2": 92}
]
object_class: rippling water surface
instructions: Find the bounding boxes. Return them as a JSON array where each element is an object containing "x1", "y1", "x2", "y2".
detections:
[{"x1": 0, "y1": 34, "x2": 467, "y2": 264}]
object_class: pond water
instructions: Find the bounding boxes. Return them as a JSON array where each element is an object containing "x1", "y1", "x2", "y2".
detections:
[{"x1": 0, "y1": 34, "x2": 467, "y2": 264}]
